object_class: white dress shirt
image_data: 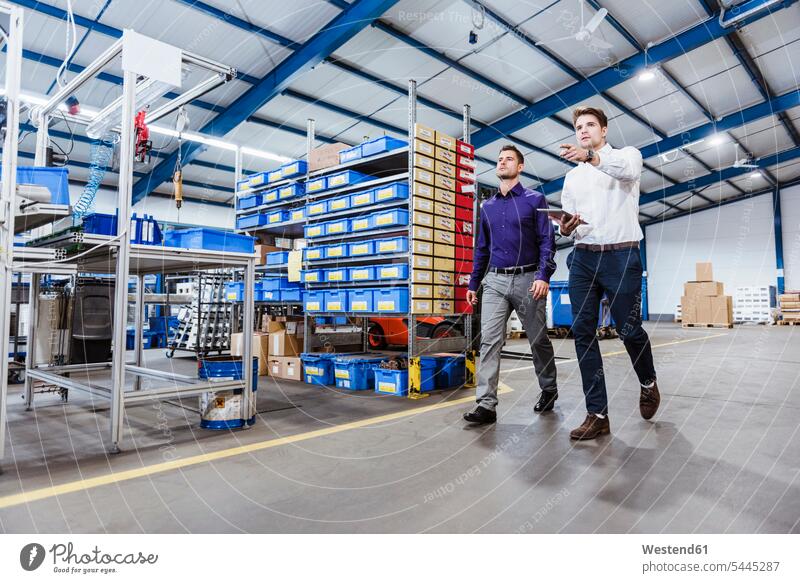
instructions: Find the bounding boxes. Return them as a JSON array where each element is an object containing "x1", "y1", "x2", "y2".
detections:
[{"x1": 560, "y1": 142, "x2": 644, "y2": 245}]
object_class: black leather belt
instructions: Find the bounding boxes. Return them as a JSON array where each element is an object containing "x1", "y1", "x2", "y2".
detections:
[
  {"x1": 489, "y1": 264, "x2": 537, "y2": 275},
  {"x1": 575, "y1": 241, "x2": 639, "y2": 252}
]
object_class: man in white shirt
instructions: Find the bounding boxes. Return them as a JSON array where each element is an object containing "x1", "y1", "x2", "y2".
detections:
[{"x1": 558, "y1": 106, "x2": 659, "y2": 440}]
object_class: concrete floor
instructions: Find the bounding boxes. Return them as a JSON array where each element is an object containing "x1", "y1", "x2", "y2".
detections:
[{"x1": 1, "y1": 322, "x2": 798, "y2": 533}]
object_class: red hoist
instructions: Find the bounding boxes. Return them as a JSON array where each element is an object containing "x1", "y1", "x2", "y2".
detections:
[{"x1": 134, "y1": 110, "x2": 152, "y2": 164}]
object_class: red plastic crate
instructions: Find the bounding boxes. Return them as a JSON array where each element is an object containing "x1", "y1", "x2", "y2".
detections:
[
  {"x1": 456, "y1": 168, "x2": 476, "y2": 184},
  {"x1": 454, "y1": 285, "x2": 468, "y2": 301},
  {"x1": 455, "y1": 246, "x2": 474, "y2": 262},
  {"x1": 455, "y1": 192, "x2": 473, "y2": 209},
  {"x1": 456, "y1": 140, "x2": 475, "y2": 157},
  {"x1": 456, "y1": 260, "x2": 473, "y2": 275},
  {"x1": 455, "y1": 206, "x2": 472, "y2": 221},
  {"x1": 456, "y1": 219, "x2": 473, "y2": 235},
  {"x1": 456, "y1": 155, "x2": 476, "y2": 170},
  {"x1": 455, "y1": 233, "x2": 474, "y2": 249},
  {"x1": 455, "y1": 299, "x2": 474, "y2": 314},
  {"x1": 455, "y1": 180, "x2": 476, "y2": 194}
]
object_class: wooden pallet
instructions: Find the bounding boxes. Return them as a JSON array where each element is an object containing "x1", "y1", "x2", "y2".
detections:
[
  {"x1": 777, "y1": 319, "x2": 800, "y2": 326},
  {"x1": 682, "y1": 323, "x2": 734, "y2": 329}
]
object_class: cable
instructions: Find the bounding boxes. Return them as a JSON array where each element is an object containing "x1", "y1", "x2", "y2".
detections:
[{"x1": 55, "y1": 0, "x2": 79, "y2": 89}]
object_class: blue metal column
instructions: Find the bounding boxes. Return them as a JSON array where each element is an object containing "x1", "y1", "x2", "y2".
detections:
[{"x1": 772, "y1": 186, "x2": 785, "y2": 294}]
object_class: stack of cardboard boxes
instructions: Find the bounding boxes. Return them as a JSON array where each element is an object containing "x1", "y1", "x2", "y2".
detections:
[
  {"x1": 410, "y1": 124, "x2": 475, "y2": 315},
  {"x1": 680, "y1": 262, "x2": 733, "y2": 327},
  {"x1": 778, "y1": 291, "x2": 800, "y2": 324},
  {"x1": 231, "y1": 316, "x2": 304, "y2": 380}
]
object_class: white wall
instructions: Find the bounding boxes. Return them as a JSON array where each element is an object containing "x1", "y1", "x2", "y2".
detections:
[
  {"x1": 781, "y1": 184, "x2": 800, "y2": 291},
  {"x1": 645, "y1": 195, "x2": 778, "y2": 315},
  {"x1": 552, "y1": 247, "x2": 571, "y2": 282}
]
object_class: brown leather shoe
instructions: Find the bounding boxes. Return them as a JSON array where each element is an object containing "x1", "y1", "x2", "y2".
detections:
[
  {"x1": 570, "y1": 414, "x2": 611, "y2": 440},
  {"x1": 639, "y1": 381, "x2": 660, "y2": 420}
]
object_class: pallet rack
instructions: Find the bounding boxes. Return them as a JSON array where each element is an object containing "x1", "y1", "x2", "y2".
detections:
[{"x1": 236, "y1": 80, "x2": 478, "y2": 398}]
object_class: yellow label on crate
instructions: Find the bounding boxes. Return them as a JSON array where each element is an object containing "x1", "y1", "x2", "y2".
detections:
[
  {"x1": 415, "y1": 138, "x2": 435, "y2": 157},
  {"x1": 381, "y1": 267, "x2": 400, "y2": 278},
  {"x1": 279, "y1": 186, "x2": 293, "y2": 197},
  {"x1": 328, "y1": 222, "x2": 345, "y2": 233},
  {"x1": 335, "y1": 370, "x2": 349, "y2": 379},
  {"x1": 376, "y1": 214, "x2": 394, "y2": 226},
  {"x1": 249, "y1": 174, "x2": 265, "y2": 186},
  {"x1": 352, "y1": 243, "x2": 371, "y2": 255},
  {"x1": 352, "y1": 301, "x2": 368, "y2": 310},
  {"x1": 309, "y1": 203, "x2": 326, "y2": 215},
  {"x1": 269, "y1": 214, "x2": 282, "y2": 224},
  {"x1": 352, "y1": 270, "x2": 369, "y2": 280},
  {"x1": 306, "y1": 249, "x2": 321, "y2": 259},
  {"x1": 377, "y1": 301, "x2": 396, "y2": 311},
  {"x1": 227, "y1": 293, "x2": 237, "y2": 300},
  {"x1": 328, "y1": 301, "x2": 342, "y2": 310},
  {"x1": 268, "y1": 170, "x2": 283, "y2": 182},
  {"x1": 305, "y1": 273, "x2": 319, "y2": 282},
  {"x1": 328, "y1": 247, "x2": 344, "y2": 257},
  {"x1": 307, "y1": 226, "x2": 322, "y2": 237},
  {"x1": 374, "y1": 187, "x2": 397, "y2": 201},
  {"x1": 307, "y1": 366, "x2": 322, "y2": 375},
  {"x1": 378, "y1": 381, "x2": 397, "y2": 393},
  {"x1": 291, "y1": 209, "x2": 305, "y2": 221},
  {"x1": 264, "y1": 191, "x2": 279, "y2": 202},
  {"x1": 307, "y1": 180, "x2": 325, "y2": 192},
  {"x1": 352, "y1": 192, "x2": 371, "y2": 205},
  {"x1": 329, "y1": 175, "x2": 346, "y2": 187},
  {"x1": 378, "y1": 241, "x2": 399, "y2": 252},
  {"x1": 330, "y1": 198, "x2": 348, "y2": 210},
  {"x1": 284, "y1": 162, "x2": 301, "y2": 175},
  {"x1": 306, "y1": 301, "x2": 321, "y2": 310},
  {"x1": 328, "y1": 272, "x2": 344, "y2": 281},
  {"x1": 414, "y1": 182, "x2": 434, "y2": 199},
  {"x1": 352, "y1": 218, "x2": 370, "y2": 230}
]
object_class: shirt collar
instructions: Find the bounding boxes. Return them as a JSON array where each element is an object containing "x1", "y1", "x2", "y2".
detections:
[
  {"x1": 495, "y1": 181, "x2": 526, "y2": 198},
  {"x1": 599, "y1": 142, "x2": 612, "y2": 154}
]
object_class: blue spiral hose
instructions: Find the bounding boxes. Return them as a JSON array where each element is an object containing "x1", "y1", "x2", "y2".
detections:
[{"x1": 73, "y1": 138, "x2": 115, "y2": 221}]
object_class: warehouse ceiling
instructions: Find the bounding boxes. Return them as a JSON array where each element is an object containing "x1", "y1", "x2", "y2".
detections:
[{"x1": 2, "y1": 0, "x2": 799, "y2": 221}]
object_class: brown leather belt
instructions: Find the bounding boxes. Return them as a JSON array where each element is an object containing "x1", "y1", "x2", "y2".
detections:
[{"x1": 575, "y1": 241, "x2": 639, "y2": 252}]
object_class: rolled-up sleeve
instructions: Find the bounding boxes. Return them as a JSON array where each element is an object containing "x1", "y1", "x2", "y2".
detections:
[
  {"x1": 596, "y1": 146, "x2": 642, "y2": 184},
  {"x1": 534, "y1": 195, "x2": 556, "y2": 283}
]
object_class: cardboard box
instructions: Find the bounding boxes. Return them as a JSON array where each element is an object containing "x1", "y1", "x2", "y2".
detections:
[
  {"x1": 434, "y1": 202, "x2": 455, "y2": 218},
  {"x1": 696, "y1": 262, "x2": 714, "y2": 282},
  {"x1": 435, "y1": 216, "x2": 455, "y2": 231},
  {"x1": 434, "y1": 160, "x2": 455, "y2": 178},
  {"x1": 435, "y1": 146, "x2": 456, "y2": 164},
  {"x1": 709, "y1": 295, "x2": 733, "y2": 324},
  {"x1": 434, "y1": 188, "x2": 456, "y2": 205},
  {"x1": 413, "y1": 211, "x2": 434, "y2": 228},
  {"x1": 433, "y1": 229, "x2": 455, "y2": 245},
  {"x1": 412, "y1": 255, "x2": 434, "y2": 270},
  {"x1": 779, "y1": 293, "x2": 800, "y2": 302},
  {"x1": 434, "y1": 174, "x2": 455, "y2": 191},
  {"x1": 413, "y1": 196, "x2": 435, "y2": 213},
  {"x1": 414, "y1": 123, "x2": 435, "y2": 143},
  {"x1": 255, "y1": 244, "x2": 281, "y2": 265},
  {"x1": 434, "y1": 257, "x2": 455, "y2": 272},
  {"x1": 261, "y1": 316, "x2": 285, "y2": 334},
  {"x1": 412, "y1": 225, "x2": 434, "y2": 241},
  {"x1": 269, "y1": 359, "x2": 282, "y2": 377},
  {"x1": 435, "y1": 131, "x2": 456, "y2": 150},
  {"x1": 433, "y1": 271, "x2": 454, "y2": 285},
  {"x1": 414, "y1": 138, "x2": 435, "y2": 157},
  {"x1": 269, "y1": 329, "x2": 302, "y2": 358},
  {"x1": 414, "y1": 152, "x2": 435, "y2": 171},
  {"x1": 231, "y1": 332, "x2": 270, "y2": 375},
  {"x1": 434, "y1": 243, "x2": 455, "y2": 259},
  {"x1": 412, "y1": 284, "x2": 433, "y2": 298},
  {"x1": 411, "y1": 269, "x2": 433, "y2": 284},
  {"x1": 433, "y1": 299, "x2": 455, "y2": 314},
  {"x1": 434, "y1": 285, "x2": 454, "y2": 299},
  {"x1": 309, "y1": 142, "x2": 349, "y2": 172},
  {"x1": 414, "y1": 181, "x2": 434, "y2": 199},
  {"x1": 684, "y1": 281, "x2": 724, "y2": 297},
  {"x1": 414, "y1": 168, "x2": 434, "y2": 186},
  {"x1": 281, "y1": 356, "x2": 302, "y2": 381},
  {"x1": 412, "y1": 240, "x2": 433, "y2": 255},
  {"x1": 411, "y1": 299, "x2": 433, "y2": 314}
]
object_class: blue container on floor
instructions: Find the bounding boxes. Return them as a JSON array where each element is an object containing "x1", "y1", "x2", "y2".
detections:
[
  {"x1": 164, "y1": 228, "x2": 255, "y2": 253},
  {"x1": 334, "y1": 355, "x2": 387, "y2": 390},
  {"x1": 301, "y1": 353, "x2": 337, "y2": 386},
  {"x1": 430, "y1": 354, "x2": 466, "y2": 389},
  {"x1": 197, "y1": 356, "x2": 259, "y2": 430},
  {"x1": 374, "y1": 368, "x2": 408, "y2": 396}
]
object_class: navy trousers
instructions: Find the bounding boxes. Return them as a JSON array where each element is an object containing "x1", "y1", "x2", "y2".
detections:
[{"x1": 567, "y1": 247, "x2": 656, "y2": 414}]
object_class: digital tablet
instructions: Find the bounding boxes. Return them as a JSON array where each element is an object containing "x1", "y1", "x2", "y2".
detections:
[{"x1": 536, "y1": 208, "x2": 588, "y2": 224}]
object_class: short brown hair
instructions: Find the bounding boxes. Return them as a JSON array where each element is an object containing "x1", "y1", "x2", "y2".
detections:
[
  {"x1": 499, "y1": 144, "x2": 524, "y2": 165},
  {"x1": 573, "y1": 106, "x2": 608, "y2": 128}
]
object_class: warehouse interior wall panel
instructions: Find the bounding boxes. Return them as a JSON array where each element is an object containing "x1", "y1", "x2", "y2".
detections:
[
  {"x1": 780, "y1": 183, "x2": 800, "y2": 290},
  {"x1": 645, "y1": 194, "x2": 778, "y2": 316}
]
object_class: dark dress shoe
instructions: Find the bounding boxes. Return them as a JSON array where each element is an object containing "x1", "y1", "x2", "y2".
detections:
[
  {"x1": 569, "y1": 413, "x2": 610, "y2": 440},
  {"x1": 463, "y1": 406, "x2": 496, "y2": 424},
  {"x1": 640, "y1": 381, "x2": 661, "y2": 420},
  {"x1": 534, "y1": 390, "x2": 558, "y2": 413}
]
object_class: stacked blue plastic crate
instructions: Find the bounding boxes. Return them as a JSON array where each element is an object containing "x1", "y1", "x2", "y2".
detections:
[{"x1": 234, "y1": 159, "x2": 308, "y2": 232}]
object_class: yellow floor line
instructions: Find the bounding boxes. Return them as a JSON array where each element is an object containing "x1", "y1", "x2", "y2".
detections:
[
  {"x1": 0, "y1": 385, "x2": 512, "y2": 510},
  {"x1": 503, "y1": 332, "x2": 728, "y2": 373}
]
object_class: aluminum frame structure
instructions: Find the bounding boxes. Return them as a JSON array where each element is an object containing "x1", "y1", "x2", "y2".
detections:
[{"x1": 0, "y1": 29, "x2": 256, "y2": 461}]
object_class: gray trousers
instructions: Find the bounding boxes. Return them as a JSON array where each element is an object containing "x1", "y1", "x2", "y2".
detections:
[{"x1": 475, "y1": 271, "x2": 558, "y2": 410}]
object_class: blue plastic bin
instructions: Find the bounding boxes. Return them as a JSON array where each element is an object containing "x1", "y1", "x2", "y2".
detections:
[
  {"x1": 197, "y1": 356, "x2": 259, "y2": 430},
  {"x1": 374, "y1": 368, "x2": 408, "y2": 396},
  {"x1": 237, "y1": 193, "x2": 262, "y2": 209},
  {"x1": 225, "y1": 282, "x2": 244, "y2": 301},
  {"x1": 327, "y1": 195, "x2": 351, "y2": 213},
  {"x1": 304, "y1": 290, "x2": 325, "y2": 312},
  {"x1": 289, "y1": 207, "x2": 306, "y2": 222},
  {"x1": 236, "y1": 213, "x2": 267, "y2": 230},
  {"x1": 304, "y1": 223, "x2": 326, "y2": 238},
  {"x1": 325, "y1": 218, "x2": 349, "y2": 236},
  {"x1": 349, "y1": 214, "x2": 374, "y2": 232},
  {"x1": 304, "y1": 246, "x2": 325, "y2": 261},
  {"x1": 348, "y1": 240, "x2": 375, "y2": 257},
  {"x1": 306, "y1": 200, "x2": 328, "y2": 216},
  {"x1": 375, "y1": 237, "x2": 409, "y2": 255},
  {"x1": 248, "y1": 171, "x2": 268, "y2": 188},
  {"x1": 373, "y1": 209, "x2": 408, "y2": 229},
  {"x1": 324, "y1": 290, "x2": 349, "y2": 312},
  {"x1": 267, "y1": 209, "x2": 289, "y2": 225},
  {"x1": 278, "y1": 183, "x2": 305, "y2": 200},
  {"x1": 165, "y1": 228, "x2": 255, "y2": 253},
  {"x1": 324, "y1": 243, "x2": 348, "y2": 259},
  {"x1": 325, "y1": 267, "x2": 349, "y2": 283},
  {"x1": 334, "y1": 355, "x2": 386, "y2": 390},
  {"x1": 431, "y1": 354, "x2": 466, "y2": 389},
  {"x1": 349, "y1": 189, "x2": 374, "y2": 208},
  {"x1": 339, "y1": 145, "x2": 362, "y2": 164},
  {"x1": 236, "y1": 178, "x2": 251, "y2": 193},
  {"x1": 374, "y1": 288, "x2": 409, "y2": 313},
  {"x1": 361, "y1": 136, "x2": 407, "y2": 157},
  {"x1": 305, "y1": 176, "x2": 327, "y2": 193},
  {"x1": 376, "y1": 263, "x2": 408, "y2": 280},
  {"x1": 14, "y1": 166, "x2": 70, "y2": 204},
  {"x1": 301, "y1": 269, "x2": 325, "y2": 284},
  {"x1": 348, "y1": 289, "x2": 374, "y2": 312},
  {"x1": 262, "y1": 188, "x2": 280, "y2": 204},
  {"x1": 326, "y1": 170, "x2": 370, "y2": 190},
  {"x1": 267, "y1": 169, "x2": 283, "y2": 183},
  {"x1": 280, "y1": 289, "x2": 302, "y2": 302},
  {"x1": 348, "y1": 266, "x2": 376, "y2": 283},
  {"x1": 259, "y1": 278, "x2": 282, "y2": 291},
  {"x1": 301, "y1": 353, "x2": 336, "y2": 386},
  {"x1": 266, "y1": 251, "x2": 289, "y2": 265},
  {"x1": 373, "y1": 181, "x2": 409, "y2": 203},
  {"x1": 82, "y1": 212, "x2": 117, "y2": 236},
  {"x1": 281, "y1": 160, "x2": 307, "y2": 178}
]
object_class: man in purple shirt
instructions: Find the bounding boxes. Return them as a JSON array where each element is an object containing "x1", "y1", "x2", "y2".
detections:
[{"x1": 463, "y1": 145, "x2": 559, "y2": 425}]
